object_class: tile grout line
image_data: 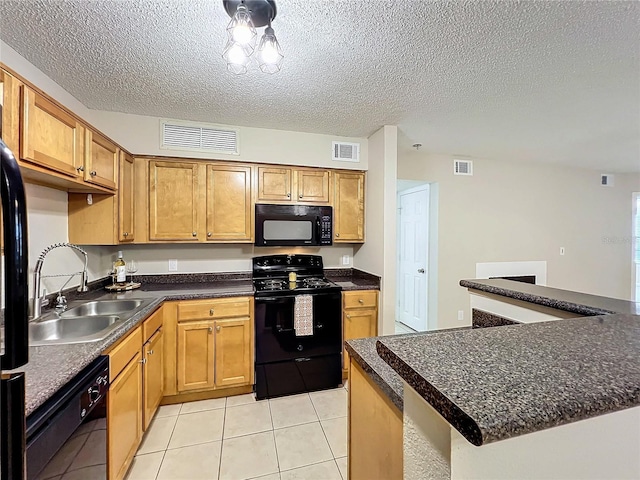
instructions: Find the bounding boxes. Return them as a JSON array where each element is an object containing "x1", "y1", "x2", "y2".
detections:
[
  {"x1": 266, "y1": 398, "x2": 281, "y2": 476},
  {"x1": 217, "y1": 397, "x2": 227, "y2": 480}
]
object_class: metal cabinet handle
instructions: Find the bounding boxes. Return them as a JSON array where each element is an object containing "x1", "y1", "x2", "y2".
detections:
[
  {"x1": 207, "y1": 232, "x2": 212, "y2": 237},
  {"x1": 90, "y1": 170, "x2": 97, "y2": 177},
  {"x1": 76, "y1": 166, "x2": 84, "y2": 172},
  {"x1": 216, "y1": 325, "x2": 221, "y2": 332},
  {"x1": 148, "y1": 349, "x2": 154, "y2": 355},
  {"x1": 418, "y1": 268, "x2": 425, "y2": 273},
  {"x1": 286, "y1": 193, "x2": 291, "y2": 198},
  {"x1": 335, "y1": 233, "x2": 340, "y2": 238},
  {"x1": 299, "y1": 194, "x2": 303, "y2": 199},
  {"x1": 192, "y1": 232, "x2": 197, "y2": 237},
  {"x1": 139, "y1": 358, "x2": 147, "y2": 364},
  {"x1": 346, "y1": 314, "x2": 351, "y2": 319},
  {"x1": 209, "y1": 308, "x2": 215, "y2": 316},
  {"x1": 208, "y1": 326, "x2": 213, "y2": 333},
  {"x1": 123, "y1": 232, "x2": 128, "y2": 237},
  {"x1": 358, "y1": 299, "x2": 364, "y2": 304}
]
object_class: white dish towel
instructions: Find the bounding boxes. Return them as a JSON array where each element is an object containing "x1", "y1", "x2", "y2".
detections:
[{"x1": 294, "y1": 295, "x2": 314, "y2": 336}]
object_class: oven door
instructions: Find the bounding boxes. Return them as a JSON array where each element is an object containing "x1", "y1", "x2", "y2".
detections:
[{"x1": 255, "y1": 292, "x2": 342, "y2": 364}]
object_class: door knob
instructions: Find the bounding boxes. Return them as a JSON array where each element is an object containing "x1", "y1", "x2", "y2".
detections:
[
  {"x1": 286, "y1": 193, "x2": 291, "y2": 198},
  {"x1": 90, "y1": 170, "x2": 97, "y2": 177},
  {"x1": 76, "y1": 166, "x2": 84, "y2": 172},
  {"x1": 216, "y1": 325, "x2": 221, "y2": 332},
  {"x1": 418, "y1": 268, "x2": 425, "y2": 273},
  {"x1": 358, "y1": 299, "x2": 364, "y2": 304},
  {"x1": 346, "y1": 314, "x2": 351, "y2": 319},
  {"x1": 208, "y1": 326, "x2": 213, "y2": 333},
  {"x1": 299, "y1": 194, "x2": 303, "y2": 199},
  {"x1": 192, "y1": 232, "x2": 197, "y2": 237},
  {"x1": 209, "y1": 309, "x2": 215, "y2": 316},
  {"x1": 207, "y1": 232, "x2": 212, "y2": 237},
  {"x1": 123, "y1": 232, "x2": 128, "y2": 237}
]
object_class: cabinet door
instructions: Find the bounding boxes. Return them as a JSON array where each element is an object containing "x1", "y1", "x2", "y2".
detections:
[
  {"x1": 214, "y1": 318, "x2": 252, "y2": 388},
  {"x1": 20, "y1": 86, "x2": 83, "y2": 178},
  {"x1": 257, "y1": 167, "x2": 292, "y2": 202},
  {"x1": 343, "y1": 307, "x2": 377, "y2": 368},
  {"x1": 118, "y1": 152, "x2": 135, "y2": 242},
  {"x1": 0, "y1": 69, "x2": 21, "y2": 154},
  {"x1": 296, "y1": 169, "x2": 330, "y2": 203},
  {"x1": 149, "y1": 161, "x2": 203, "y2": 241},
  {"x1": 206, "y1": 165, "x2": 252, "y2": 242},
  {"x1": 334, "y1": 172, "x2": 365, "y2": 242},
  {"x1": 177, "y1": 322, "x2": 215, "y2": 392},
  {"x1": 143, "y1": 328, "x2": 164, "y2": 431},
  {"x1": 107, "y1": 352, "x2": 143, "y2": 480},
  {"x1": 84, "y1": 129, "x2": 118, "y2": 190}
]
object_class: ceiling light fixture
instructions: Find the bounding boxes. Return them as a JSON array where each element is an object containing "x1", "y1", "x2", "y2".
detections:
[{"x1": 222, "y1": 0, "x2": 283, "y2": 75}]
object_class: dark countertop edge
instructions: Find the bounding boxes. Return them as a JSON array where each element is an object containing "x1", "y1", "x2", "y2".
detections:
[
  {"x1": 459, "y1": 279, "x2": 619, "y2": 316},
  {"x1": 345, "y1": 339, "x2": 404, "y2": 411}
]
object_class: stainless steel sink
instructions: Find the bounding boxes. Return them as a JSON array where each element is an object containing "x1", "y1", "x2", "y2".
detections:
[
  {"x1": 29, "y1": 315, "x2": 122, "y2": 345},
  {"x1": 60, "y1": 299, "x2": 147, "y2": 318},
  {"x1": 29, "y1": 298, "x2": 155, "y2": 346}
]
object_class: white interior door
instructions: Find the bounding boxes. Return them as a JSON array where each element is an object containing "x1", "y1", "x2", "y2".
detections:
[{"x1": 397, "y1": 185, "x2": 429, "y2": 331}]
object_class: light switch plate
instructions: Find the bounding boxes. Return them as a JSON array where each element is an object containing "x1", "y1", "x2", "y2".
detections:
[
  {"x1": 168, "y1": 259, "x2": 178, "y2": 271},
  {"x1": 341, "y1": 255, "x2": 350, "y2": 266}
]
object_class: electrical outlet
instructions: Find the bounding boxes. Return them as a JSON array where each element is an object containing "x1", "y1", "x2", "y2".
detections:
[
  {"x1": 458, "y1": 310, "x2": 464, "y2": 321},
  {"x1": 560, "y1": 247, "x2": 565, "y2": 256},
  {"x1": 341, "y1": 255, "x2": 350, "y2": 266},
  {"x1": 168, "y1": 259, "x2": 178, "y2": 272}
]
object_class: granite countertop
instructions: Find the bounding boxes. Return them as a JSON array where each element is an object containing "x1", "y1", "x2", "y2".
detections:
[
  {"x1": 376, "y1": 314, "x2": 640, "y2": 446},
  {"x1": 326, "y1": 268, "x2": 380, "y2": 291},
  {"x1": 460, "y1": 278, "x2": 640, "y2": 316}
]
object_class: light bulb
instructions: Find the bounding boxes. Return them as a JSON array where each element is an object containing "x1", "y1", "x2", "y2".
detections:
[
  {"x1": 261, "y1": 42, "x2": 279, "y2": 64},
  {"x1": 227, "y1": 44, "x2": 248, "y2": 65},
  {"x1": 232, "y1": 25, "x2": 252, "y2": 45}
]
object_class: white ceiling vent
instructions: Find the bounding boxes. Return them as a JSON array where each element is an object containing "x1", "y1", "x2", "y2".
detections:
[
  {"x1": 601, "y1": 174, "x2": 614, "y2": 187},
  {"x1": 332, "y1": 142, "x2": 360, "y2": 162},
  {"x1": 161, "y1": 120, "x2": 239, "y2": 155},
  {"x1": 454, "y1": 159, "x2": 473, "y2": 176}
]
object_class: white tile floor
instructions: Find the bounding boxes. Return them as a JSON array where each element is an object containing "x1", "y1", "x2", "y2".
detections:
[
  {"x1": 394, "y1": 321, "x2": 416, "y2": 334},
  {"x1": 126, "y1": 384, "x2": 349, "y2": 480}
]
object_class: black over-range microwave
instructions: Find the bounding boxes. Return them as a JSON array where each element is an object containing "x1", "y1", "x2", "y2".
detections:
[{"x1": 255, "y1": 204, "x2": 333, "y2": 246}]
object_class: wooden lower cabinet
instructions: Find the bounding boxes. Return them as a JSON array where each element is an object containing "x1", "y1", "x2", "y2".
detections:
[
  {"x1": 143, "y1": 328, "x2": 164, "y2": 430},
  {"x1": 177, "y1": 322, "x2": 215, "y2": 392},
  {"x1": 214, "y1": 318, "x2": 252, "y2": 388},
  {"x1": 348, "y1": 359, "x2": 402, "y2": 480},
  {"x1": 343, "y1": 290, "x2": 378, "y2": 374},
  {"x1": 107, "y1": 351, "x2": 143, "y2": 480}
]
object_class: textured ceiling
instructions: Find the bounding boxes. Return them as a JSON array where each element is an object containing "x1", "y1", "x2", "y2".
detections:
[{"x1": 1, "y1": 0, "x2": 639, "y2": 172}]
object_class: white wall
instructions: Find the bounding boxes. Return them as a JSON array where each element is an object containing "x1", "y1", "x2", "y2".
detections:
[
  {"x1": 398, "y1": 151, "x2": 640, "y2": 329},
  {"x1": 354, "y1": 125, "x2": 398, "y2": 335}
]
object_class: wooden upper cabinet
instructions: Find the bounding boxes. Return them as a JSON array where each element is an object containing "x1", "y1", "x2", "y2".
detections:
[
  {"x1": 334, "y1": 171, "x2": 365, "y2": 243},
  {"x1": 118, "y1": 151, "x2": 135, "y2": 242},
  {"x1": 20, "y1": 86, "x2": 83, "y2": 178},
  {"x1": 85, "y1": 129, "x2": 118, "y2": 190},
  {"x1": 149, "y1": 161, "x2": 203, "y2": 241},
  {"x1": 257, "y1": 166, "x2": 293, "y2": 202},
  {"x1": 206, "y1": 164, "x2": 252, "y2": 242},
  {"x1": 0, "y1": 69, "x2": 21, "y2": 154},
  {"x1": 296, "y1": 169, "x2": 330, "y2": 203},
  {"x1": 214, "y1": 318, "x2": 252, "y2": 388}
]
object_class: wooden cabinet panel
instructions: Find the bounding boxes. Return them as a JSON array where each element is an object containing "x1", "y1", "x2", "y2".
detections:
[
  {"x1": 177, "y1": 297, "x2": 251, "y2": 322},
  {"x1": 296, "y1": 169, "x2": 330, "y2": 203},
  {"x1": 214, "y1": 318, "x2": 252, "y2": 388},
  {"x1": 348, "y1": 359, "x2": 403, "y2": 480},
  {"x1": 20, "y1": 86, "x2": 83, "y2": 178},
  {"x1": 177, "y1": 322, "x2": 215, "y2": 392},
  {"x1": 257, "y1": 167, "x2": 292, "y2": 202},
  {"x1": 85, "y1": 129, "x2": 118, "y2": 190},
  {"x1": 343, "y1": 290, "x2": 378, "y2": 372},
  {"x1": 107, "y1": 326, "x2": 142, "y2": 382},
  {"x1": 0, "y1": 69, "x2": 21, "y2": 154},
  {"x1": 206, "y1": 164, "x2": 252, "y2": 242},
  {"x1": 149, "y1": 161, "x2": 203, "y2": 241},
  {"x1": 107, "y1": 352, "x2": 142, "y2": 480},
  {"x1": 334, "y1": 172, "x2": 365, "y2": 243},
  {"x1": 343, "y1": 290, "x2": 378, "y2": 309},
  {"x1": 118, "y1": 151, "x2": 135, "y2": 242},
  {"x1": 143, "y1": 328, "x2": 164, "y2": 431}
]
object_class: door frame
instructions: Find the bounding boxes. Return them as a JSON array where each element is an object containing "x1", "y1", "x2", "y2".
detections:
[{"x1": 633, "y1": 192, "x2": 640, "y2": 301}]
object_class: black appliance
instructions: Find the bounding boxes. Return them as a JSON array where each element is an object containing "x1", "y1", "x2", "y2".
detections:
[
  {"x1": 255, "y1": 204, "x2": 333, "y2": 247},
  {"x1": 26, "y1": 356, "x2": 109, "y2": 480},
  {"x1": 253, "y1": 254, "x2": 342, "y2": 400},
  {"x1": 1, "y1": 137, "x2": 30, "y2": 479}
]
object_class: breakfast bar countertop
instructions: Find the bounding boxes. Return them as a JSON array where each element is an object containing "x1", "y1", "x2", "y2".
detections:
[{"x1": 376, "y1": 313, "x2": 640, "y2": 446}]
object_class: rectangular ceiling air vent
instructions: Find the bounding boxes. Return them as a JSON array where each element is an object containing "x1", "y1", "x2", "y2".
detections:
[
  {"x1": 601, "y1": 174, "x2": 614, "y2": 187},
  {"x1": 454, "y1": 159, "x2": 473, "y2": 176},
  {"x1": 161, "y1": 120, "x2": 239, "y2": 155},
  {"x1": 332, "y1": 142, "x2": 360, "y2": 162}
]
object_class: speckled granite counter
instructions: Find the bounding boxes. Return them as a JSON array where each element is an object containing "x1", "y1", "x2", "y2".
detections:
[
  {"x1": 326, "y1": 268, "x2": 380, "y2": 291},
  {"x1": 18, "y1": 278, "x2": 254, "y2": 416},
  {"x1": 376, "y1": 313, "x2": 640, "y2": 446},
  {"x1": 461, "y1": 278, "x2": 640, "y2": 316}
]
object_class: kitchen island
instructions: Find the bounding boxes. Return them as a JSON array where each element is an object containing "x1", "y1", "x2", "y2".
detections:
[{"x1": 347, "y1": 280, "x2": 640, "y2": 479}]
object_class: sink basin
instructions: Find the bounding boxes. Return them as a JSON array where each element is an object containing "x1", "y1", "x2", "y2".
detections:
[
  {"x1": 61, "y1": 299, "x2": 147, "y2": 318},
  {"x1": 29, "y1": 315, "x2": 122, "y2": 346}
]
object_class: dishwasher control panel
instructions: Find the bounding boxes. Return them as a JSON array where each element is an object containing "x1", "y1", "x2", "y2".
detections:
[{"x1": 80, "y1": 366, "x2": 109, "y2": 419}]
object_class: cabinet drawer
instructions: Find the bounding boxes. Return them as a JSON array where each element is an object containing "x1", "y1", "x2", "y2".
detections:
[
  {"x1": 343, "y1": 290, "x2": 378, "y2": 310},
  {"x1": 177, "y1": 297, "x2": 251, "y2": 322},
  {"x1": 143, "y1": 307, "x2": 163, "y2": 342},
  {"x1": 106, "y1": 326, "x2": 142, "y2": 381}
]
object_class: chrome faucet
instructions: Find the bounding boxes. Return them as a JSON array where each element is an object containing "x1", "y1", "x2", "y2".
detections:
[{"x1": 31, "y1": 243, "x2": 89, "y2": 319}]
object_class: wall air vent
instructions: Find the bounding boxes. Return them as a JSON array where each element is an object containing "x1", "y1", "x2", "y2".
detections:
[
  {"x1": 454, "y1": 159, "x2": 473, "y2": 176},
  {"x1": 332, "y1": 142, "x2": 360, "y2": 162},
  {"x1": 601, "y1": 174, "x2": 614, "y2": 187},
  {"x1": 161, "y1": 120, "x2": 239, "y2": 155}
]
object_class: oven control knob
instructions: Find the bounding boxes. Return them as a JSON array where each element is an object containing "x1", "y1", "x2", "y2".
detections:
[
  {"x1": 297, "y1": 344, "x2": 304, "y2": 351},
  {"x1": 81, "y1": 408, "x2": 87, "y2": 418},
  {"x1": 88, "y1": 386, "x2": 101, "y2": 403}
]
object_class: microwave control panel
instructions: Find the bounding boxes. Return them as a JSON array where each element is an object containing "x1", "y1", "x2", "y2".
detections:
[{"x1": 320, "y1": 215, "x2": 332, "y2": 244}]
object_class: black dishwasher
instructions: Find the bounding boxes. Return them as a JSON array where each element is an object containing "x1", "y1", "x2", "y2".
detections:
[{"x1": 26, "y1": 356, "x2": 109, "y2": 480}]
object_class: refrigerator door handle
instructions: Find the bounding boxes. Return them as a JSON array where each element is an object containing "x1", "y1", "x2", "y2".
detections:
[
  {"x1": 1, "y1": 140, "x2": 29, "y2": 369},
  {"x1": 1, "y1": 373, "x2": 26, "y2": 480}
]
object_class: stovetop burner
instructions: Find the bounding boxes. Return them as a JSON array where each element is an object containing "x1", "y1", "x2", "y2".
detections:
[{"x1": 252, "y1": 255, "x2": 341, "y2": 296}]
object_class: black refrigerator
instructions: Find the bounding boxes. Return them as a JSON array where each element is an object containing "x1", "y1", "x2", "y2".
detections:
[{"x1": 0, "y1": 136, "x2": 29, "y2": 480}]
